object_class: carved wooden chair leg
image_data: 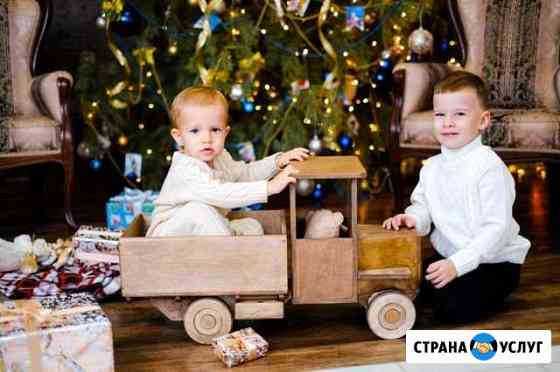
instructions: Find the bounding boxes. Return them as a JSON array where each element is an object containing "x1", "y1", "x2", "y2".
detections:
[{"x1": 63, "y1": 158, "x2": 77, "y2": 230}]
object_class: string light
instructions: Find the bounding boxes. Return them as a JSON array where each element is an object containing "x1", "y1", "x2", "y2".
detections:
[
  {"x1": 148, "y1": 103, "x2": 155, "y2": 109},
  {"x1": 363, "y1": 98, "x2": 369, "y2": 103},
  {"x1": 166, "y1": 155, "x2": 172, "y2": 162},
  {"x1": 375, "y1": 101, "x2": 382, "y2": 108},
  {"x1": 348, "y1": 106, "x2": 354, "y2": 112},
  {"x1": 303, "y1": 117, "x2": 311, "y2": 124},
  {"x1": 91, "y1": 102, "x2": 98, "y2": 108},
  {"x1": 168, "y1": 43, "x2": 178, "y2": 55},
  {"x1": 369, "y1": 145, "x2": 375, "y2": 151},
  {"x1": 138, "y1": 123, "x2": 145, "y2": 130},
  {"x1": 118, "y1": 135, "x2": 128, "y2": 146},
  {"x1": 146, "y1": 71, "x2": 152, "y2": 77},
  {"x1": 371, "y1": 40, "x2": 378, "y2": 47},
  {"x1": 260, "y1": 28, "x2": 267, "y2": 35},
  {"x1": 146, "y1": 148, "x2": 153, "y2": 155}
]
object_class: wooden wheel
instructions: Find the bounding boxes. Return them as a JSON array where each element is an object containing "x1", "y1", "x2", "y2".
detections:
[
  {"x1": 184, "y1": 298, "x2": 232, "y2": 344},
  {"x1": 367, "y1": 290, "x2": 416, "y2": 340}
]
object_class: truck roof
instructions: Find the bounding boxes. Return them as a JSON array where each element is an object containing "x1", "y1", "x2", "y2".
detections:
[{"x1": 291, "y1": 156, "x2": 367, "y2": 179}]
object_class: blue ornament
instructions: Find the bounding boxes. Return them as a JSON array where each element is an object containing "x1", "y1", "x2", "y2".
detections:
[
  {"x1": 440, "y1": 39, "x2": 449, "y2": 52},
  {"x1": 90, "y1": 159, "x2": 102, "y2": 171},
  {"x1": 338, "y1": 133, "x2": 353, "y2": 150},
  {"x1": 312, "y1": 183, "x2": 324, "y2": 200},
  {"x1": 242, "y1": 99, "x2": 254, "y2": 113},
  {"x1": 111, "y1": 4, "x2": 146, "y2": 37},
  {"x1": 379, "y1": 58, "x2": 392, "y2": 70}
]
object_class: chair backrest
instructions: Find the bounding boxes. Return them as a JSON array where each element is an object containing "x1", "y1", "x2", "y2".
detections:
[
  {"x1": 453, "y1": 0, "x2": 560, "y2": 111},
  {"x1": 3, "y1": 0, "x2": 47, "y2": 117}
]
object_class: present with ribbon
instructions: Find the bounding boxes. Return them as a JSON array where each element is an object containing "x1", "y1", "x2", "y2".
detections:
[
  {"x1": 105, "y1": 188, "x2": 159, "y2": 231},
  {"x1": 73, "y1": 226, "x2": 122, "y2": 264},
  {"x1": 212, "y1": 327, "x2": 269, "y2": 368},
  {"x1": 0, "y1": 292, "x2": 114, "y2": 372}
]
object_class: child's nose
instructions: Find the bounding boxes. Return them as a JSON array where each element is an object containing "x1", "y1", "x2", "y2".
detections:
[
  {"x1": 201, "y1": 131, "x2": 212, "y2": 142},
  {"x1": 443, "y1": 116, "x2": 454, "y2": 127}
]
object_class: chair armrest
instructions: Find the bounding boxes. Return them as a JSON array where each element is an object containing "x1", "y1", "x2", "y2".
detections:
[
  {"x1": 31, "y1": 71, "x2": 74, "y2": 123},
  {"x1": 393, "y1": 63, "x2": 454, "y2": 119}
]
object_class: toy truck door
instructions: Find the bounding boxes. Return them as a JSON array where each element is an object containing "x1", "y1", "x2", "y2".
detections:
[{"x1": 289, "y1": 156, "x2": 366, "y2": 304}]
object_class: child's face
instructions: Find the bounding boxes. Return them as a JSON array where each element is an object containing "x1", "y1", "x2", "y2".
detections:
[
  {"x1": 432, "y1": 89, "x2": 490, "y2": 150},
  {"x1": 171, "y1": 103, "x2": 230, "y2": 165}
]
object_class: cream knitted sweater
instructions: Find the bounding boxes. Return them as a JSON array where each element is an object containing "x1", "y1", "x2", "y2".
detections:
[{"x1": 146, "y1": 150, "x2": 280, "y2": 236}]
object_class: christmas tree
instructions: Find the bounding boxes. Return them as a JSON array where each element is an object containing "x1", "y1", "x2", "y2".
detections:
[{"x1": 76, "y1": 0, "x2": 455, "y2": 191}]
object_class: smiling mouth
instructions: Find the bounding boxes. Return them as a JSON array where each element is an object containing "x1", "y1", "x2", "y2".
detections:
[{"x1": 441, "y1": 133, "x2": 459, "y2": 136}]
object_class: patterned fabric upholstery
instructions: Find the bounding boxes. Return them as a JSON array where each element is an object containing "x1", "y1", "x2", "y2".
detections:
[
  {"x1": 0, "y1": 0, "x2": 63, "y2": 154},
  {"x1": 399, "y1": 0, "x2": 560, "y2": 154},
  {"x1": 0, "y1": 1, "x2": 13, "y2": 152},
  {"x1": 401, "y1": 109, "x2": 560, "y2": 152}
]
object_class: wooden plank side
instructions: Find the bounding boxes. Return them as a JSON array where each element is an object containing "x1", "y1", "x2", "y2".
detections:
[
  {"x1": 293, "y1": 238, "x2": 355, "y2": 304},
  {"x1": 120, "y1": 235, "x2": 288, "y2": 297},
  {"x1": 234, "y1": 301, "x2": 284, "y2": 319},
  {"x1": 291, "y1": 156, "x2": 366, "y2": 179}
]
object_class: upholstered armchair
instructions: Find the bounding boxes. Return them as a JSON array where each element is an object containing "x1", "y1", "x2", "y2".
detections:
[
  {"x1": 0, "y1": 0, "x2": 76, "y2": 228},
  {"x1": 389, "y1": 0, "x2": 560, "y2": 211}
]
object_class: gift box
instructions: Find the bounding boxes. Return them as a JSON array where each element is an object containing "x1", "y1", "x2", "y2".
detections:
[
  {"x1": 106, "y1": 188, "x2": 158, "y2": 231},
  {"x1": 73, "y1": 226, "x2": 122, "y2": 264},
  {"x1": 212, "y1": 328, "x2": 269, "y2": 368},
  {"x1": 0, "y1": 292, "x2": 114, "y2": 372}
]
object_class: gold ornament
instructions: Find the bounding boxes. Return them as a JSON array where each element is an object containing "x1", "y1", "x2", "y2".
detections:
[
  {"x1": 102, "y1": 0, "x2": 124, "y2": 15},
  {"x1": 189, "y1": 0, "x2": 199, "y2": 5},
  {"x1": 343, "y1": 75, "x2": 358, "y2": 103},
  {"x1": 239, "y1": 52, "x2": 266, "y2": 76},
  {"x1": 408, "y1": 27, "x2": 434, "y2": 55},
  {"x1": 118, "y1": 135, "x2": 129, "y2": 146}
]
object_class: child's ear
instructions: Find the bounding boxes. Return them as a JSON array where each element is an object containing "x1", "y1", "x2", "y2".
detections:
[
  {"x1": 170, "y1": 128, "x2": 183, "y2": 146},
  {"x1": 224, "y1": 125, "x2": 231, "y2": 137},
  {"x1": 479, "y1": 110, "x2": 491, "y2": 131}
]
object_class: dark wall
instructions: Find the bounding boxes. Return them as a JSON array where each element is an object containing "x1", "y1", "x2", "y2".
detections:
[{"x1": 37, "y1": 0, "x2": 110, "y2": 75}]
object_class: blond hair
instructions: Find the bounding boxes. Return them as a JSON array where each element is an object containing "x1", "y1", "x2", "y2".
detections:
[
  {"x1": 434, "y1": 71, "x2": 489, "y2": 109},
  {"x1": 169, "y1": 86, "x2": 229, "y2": 128}
]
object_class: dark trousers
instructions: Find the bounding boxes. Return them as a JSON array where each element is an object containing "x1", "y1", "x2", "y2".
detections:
[{"x1": 421, "y1": 251, "x2": 521, "y2": 324}]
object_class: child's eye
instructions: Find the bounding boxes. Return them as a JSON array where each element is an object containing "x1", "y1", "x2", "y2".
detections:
[
  {"x1": 434, "y1": 112, "x2": 444, "y2": 117},
  {"x1": 211, "y1": 127, "x2": 222, "y2": 133},
  {"x1": 455, "y1": 112, "x2": 466, "y2": 116},
  {"x1": 189, "y1": 128, "x2": 199, "y2": 134}
]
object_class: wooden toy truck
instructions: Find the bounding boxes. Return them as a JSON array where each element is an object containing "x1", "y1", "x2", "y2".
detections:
[{"x1": 119, "y1": 156, "x2": 422, "y2": 344}]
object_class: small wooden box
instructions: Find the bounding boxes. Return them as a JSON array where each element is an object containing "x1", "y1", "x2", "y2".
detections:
[{"x1": 119, "y1": 210, "x2": 288, "y2": 298}]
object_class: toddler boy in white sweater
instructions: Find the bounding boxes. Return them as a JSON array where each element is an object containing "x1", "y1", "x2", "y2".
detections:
[
  {"x1": 147, "y1": 86, "x2": 308, "y2": 237},
  {"x1": 383, "y1": 71, "x2": 530, "y2": 323}
]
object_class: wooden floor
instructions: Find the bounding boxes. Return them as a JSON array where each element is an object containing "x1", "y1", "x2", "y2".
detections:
[{"x1": 1, "y1": 164, "x2": 559, "y2": 371}]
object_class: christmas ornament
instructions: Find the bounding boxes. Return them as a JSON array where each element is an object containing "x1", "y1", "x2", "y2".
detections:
[
  {"x1": 230, "y1": 84, "x2": 243, "y2": 101},
  {"x1": 408, "y1": 26, "x2": 434, "y2": 55},
  {"x1": 90, "y1": 159, "x2": 102, "y2": 171},
  {"x1": 77, "y1": 142, "x2": 93, "y2": 159},
  {"x1": 111, "y1": 4, "x2": 146, "y2": 37},
  {"x1": 242, "y1": 99, "x2": 255, "y2": 113},
  {"x1": 381, "y1": 49, "x2": 392, "y2": 59},
  {"x1": 238, "y1": 142, "x2": 256, "y2": 162},
  {"x1": 118, "y1": 135, "x2": 128, "y2": 146},
  {"x1": 188, "y1": 0, "x2": 199, "y2": 6},
  {"x1": 338, "y1": 133, "x2": 353, "y2": 151},
  {"x1": 308, "y1": 133, "x2": 322, "y2": 153},
  {"x1": 97, "y1": 133, "x2": 112, "y2": 150},
  {"x1": 346, "y1": 114, "x2": 360, "y2": 136},
  {"x1": 343, "y1": 74, "x2": 358, "y2": 105},
  {"x1": 364, "y1": 11, "x2": 378, "y2": 27},
  {"x1": 96, "y1": 15, "x2": 107, "y2": 29},
  {"x1": 311, "y1": 183, "x2": 324, "y2": 200},
  {"x1": 345, "y1": 6, "x2": 365, "y2": 31},
  {"x1": 194, "y1": 13, "x2": 222, "y2": 32},
  {"x1": 286, "y1": 0, "x2": 311, "y2": 17},
  {"x1": 125, "y1": 153, "x2": 142, "y2": 180},
  {"x1": 239, "y1": 52, "x2": 266, "y2": 79},
  {"x1": 290, "y1": 79, "x2": 310, "y2": 96},
  {"x1": 296, "y1": 179, "x2": 315, "y2": 197}
]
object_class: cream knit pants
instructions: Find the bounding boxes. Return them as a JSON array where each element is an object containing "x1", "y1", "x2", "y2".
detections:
[{"x1": 149, "y1": 201, "x2": 264, "y2": 237}]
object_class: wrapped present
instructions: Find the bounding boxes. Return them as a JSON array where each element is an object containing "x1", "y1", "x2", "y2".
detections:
[
  {"x1": 73, "y1": 226, "x2": 122, "y2": 264},
  {"x1": 106, "y1": 188, "x2": 158, "y2": 231},
  {"x1": 0, "y1": 292, "x2": 114, "y2": 371},
  {"x1": 212, "y1": 328, "x2": 269, "y2": 368}
]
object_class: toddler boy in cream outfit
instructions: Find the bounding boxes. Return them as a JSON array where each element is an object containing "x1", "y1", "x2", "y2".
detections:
[{"x1": 147, "y1": 86, "x2": 308, "y2": 237}]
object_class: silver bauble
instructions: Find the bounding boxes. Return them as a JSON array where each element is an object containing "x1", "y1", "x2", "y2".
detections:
[
  {"x1": 96, "y1": 15, "x2": 107, "y2": 29},
  {"x1": 308, "y1": 133, "x2": 322, "y2": 153},
  {"x1": 408, "y1": 27, "x2": 434, "y2": 55},
  {"x1": 296, "y1": 179, "x2": 315, "y2": 197},
  {"x1": 77, "y1": 141, "x2": 93, "y2": 159},
  {"x1": 230, "y1": 84, "x2": 243, "y2": 101}
]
